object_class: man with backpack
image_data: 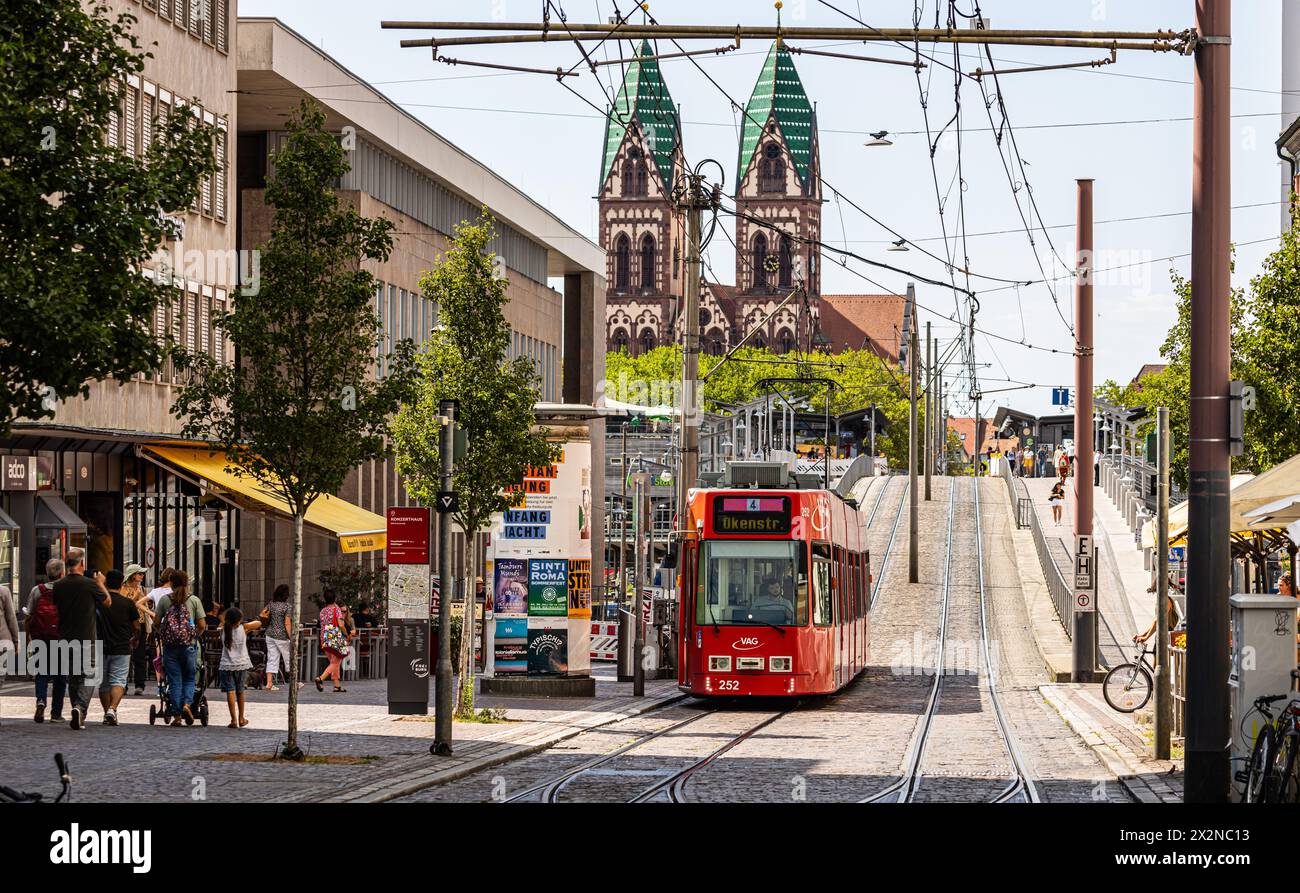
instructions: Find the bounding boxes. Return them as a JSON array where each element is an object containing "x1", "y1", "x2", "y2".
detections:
[
  {"x1": 26, "y1": 558, "x2": 66, "y2": 723},
  {"x1": 52, "y1": 548, "x2": 111, "y2": 730},
  {"x1": 155, "y1": 570, "x2": 205, "y2": 726}
]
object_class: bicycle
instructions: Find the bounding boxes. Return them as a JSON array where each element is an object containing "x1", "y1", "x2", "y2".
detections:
[
  {"x1": 0, "y1": 753, "x2": 71, "y2": 803},
  {"x1": 1102, "y1": 642, "x2": 1156, "y2": 713},
  {"x1": 1237, "y1": 671, "x2": 1300, "y2": 804}
]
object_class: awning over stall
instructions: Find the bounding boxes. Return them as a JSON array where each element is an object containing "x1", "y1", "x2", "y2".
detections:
[
  {"x1": 140, "y1": 444, "x2": 386, "y2": 554},
  {"x1": 0, "y1": 506, "x2": 17, "y2": 532},
  {"x1": 35, "y1": 494, "x2": 87, "y2": 533}
]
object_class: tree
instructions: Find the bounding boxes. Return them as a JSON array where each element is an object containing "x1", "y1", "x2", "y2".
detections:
[
  {"x1": 391, "y1": 217, "x2": 556, "y2": 718},
  {"x1": 0, "y1": 1, "x2": 217, "y2": 434},
  {"x1": 171, "y1": 100, "x2": 414, "y2": 759}
]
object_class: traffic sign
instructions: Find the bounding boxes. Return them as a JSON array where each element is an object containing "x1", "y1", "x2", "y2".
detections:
[
  {"x1": 1051, "y1": 386, "x2": 1074, "y2": 407},
  {"x1": 386, "y1": 507, "x2": 431, "y2": 564},
  {"x1": 1073, "y1": 535, "x2": 1094, "y2": 590},
  {"x1": 1075, "y1": 591, "x2": 1094, "y2": 612},
  {"x1": 436, "y1": 491, "x2": 459, "y2": 514}
]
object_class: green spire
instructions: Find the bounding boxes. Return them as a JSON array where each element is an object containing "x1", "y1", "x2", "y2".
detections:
[
  {"x1": 736, "y1": 42, "x2": 816, "y2": 188},
  {"x1": 600, "y1": 41, "x2": 681, "y2": 192}
]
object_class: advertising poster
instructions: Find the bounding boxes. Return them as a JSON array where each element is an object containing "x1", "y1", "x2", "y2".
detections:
[
  {"x1": 494, "y1": 617, "x2": 528, "y2": 675},
  {"x1": 529, "y1": 559, "x2": 568, "y2": 617},
  {"x1": 567, "y1": 558, "x2": 592, "y2": 619},
  {"x1": 527, "y1": 623, "x2": 568, "y2": 676},
  {"x1": 494, "y1": 558, "x2": 529, "y2": 616}
]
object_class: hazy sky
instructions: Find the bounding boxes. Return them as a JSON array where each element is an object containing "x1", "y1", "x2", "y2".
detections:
[{"x1": 238, "y1": 1, "x2": 1288, "y2": 417}]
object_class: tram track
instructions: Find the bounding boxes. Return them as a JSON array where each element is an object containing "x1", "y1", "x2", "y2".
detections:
[
  {"x1": 863, "y1": 476, "x2": 1039, "y2": 803},
  {"x1": 867, "y1": 476, "x2": 909, "y2": 610}
]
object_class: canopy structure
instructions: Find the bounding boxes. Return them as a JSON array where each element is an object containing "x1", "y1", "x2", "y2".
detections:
[
  {"x1": 140, "y1": 444, "x2": 386, "y2": 554},
  {"x1": 1243, "y1": 493, "x2": 1300, "y2": 529},
  {"x1": 1141, "y1": 473, "x2": 1255, "y2": 550},
  {"x1": 602, "y1": 396, "x2": 677, "y2": 418}
]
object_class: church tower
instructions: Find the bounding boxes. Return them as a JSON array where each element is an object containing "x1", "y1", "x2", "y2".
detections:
[
  {"x1": 733, "y1": 42, "x2": 822, "y2": 353},
  {"x1": 597, "y1": 41, "x2": 687, "y2": 355}
]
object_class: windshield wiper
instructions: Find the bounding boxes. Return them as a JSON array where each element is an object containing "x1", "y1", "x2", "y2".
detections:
[{"x1": 741, "y1": 615, "x2": 788, "y2": 635}]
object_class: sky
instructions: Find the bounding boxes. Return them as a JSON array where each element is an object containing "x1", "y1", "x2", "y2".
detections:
[{"x1": 238, "y1": 0, "x2": 1290, "y2": 418}]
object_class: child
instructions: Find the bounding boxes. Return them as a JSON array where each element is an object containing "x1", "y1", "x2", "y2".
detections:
[{"x1": 218, "y1": 607, "x2": 262, "y2": 728}]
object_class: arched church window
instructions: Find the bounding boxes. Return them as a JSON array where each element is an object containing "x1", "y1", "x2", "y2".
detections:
[
  {"x1": 753, "y1": 232, "x2": 769, "y2": 291},
  {"x1": 613, "y1": 329, "x2": 629, "y2": 352},
  {"x1": 623, "y1": 147, "x2": 648, "y2": 197},
  {"x1": 615, "y1": 234, "x2": 630, "y2": 290},
  {"x1": 639, "y1": 329, "x2": 656, "y2": 355},
  {"x1": 778, "y1": 234, "x2": 793, "y2": 288},
  {"x1": 779, "y1": 330, "x2": 794, "y2": 354},
  {"x1": 640, "y1": 234, "x2": 655, "y2": 290},
  {"x1": 759, "y1": 142, "x2": 785, "y2": 194}
]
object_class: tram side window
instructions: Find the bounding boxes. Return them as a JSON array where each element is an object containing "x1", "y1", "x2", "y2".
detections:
[{"x1": 812, "y1": 542, "x2": 833, "y2": 626}]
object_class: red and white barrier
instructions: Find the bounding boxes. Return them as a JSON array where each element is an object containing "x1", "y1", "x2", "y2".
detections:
[{"x1": 590, "y1": 621, "x2": 618, "y2": 661}]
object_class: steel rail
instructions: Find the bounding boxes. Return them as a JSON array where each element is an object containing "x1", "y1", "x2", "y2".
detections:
[
  {"x1": 501, "y1": 707, "x2": 718, "y2": 803},
  {"x1": 630, "y1": 706, "x2": 798, "y2": 803},
  {"x1": 861, "y1": 477, "x2": 957, "y2": 803},
  {"x1": 864, "y1": 473, "x2": 894, "y2": 527},
  {"x1": 869, "y1": 478, "x2": 910, "y2": 610}
]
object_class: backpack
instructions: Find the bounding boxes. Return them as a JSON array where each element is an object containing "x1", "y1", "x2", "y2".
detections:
[
  {"x1": 28, "y1": 584, "x2": 59, "y2": 640},
  {"x1": 159, "y1": 599, "x2": 196, "y2": 647}
]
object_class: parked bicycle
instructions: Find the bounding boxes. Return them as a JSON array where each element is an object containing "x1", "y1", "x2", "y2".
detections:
[
  {"x1": 0, "y1": 753, "x2": 71, "y2": 803},
  {"x1": 1237, "y1": 673, "x2": 1300, "y2": 804},
  {"x1": 1102, "y1": 643, "x2": 1156, "y2": 713}
]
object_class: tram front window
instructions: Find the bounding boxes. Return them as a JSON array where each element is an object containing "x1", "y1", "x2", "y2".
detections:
[{"x1": 698, "y1": 540, "x2": 808, "y2": 627}]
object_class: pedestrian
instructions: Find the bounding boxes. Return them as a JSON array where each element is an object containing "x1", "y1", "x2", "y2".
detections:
[
  {"x1": 121, "y1": 564, "x2": 155, "y2": 695},
  {"x1": 1022, "y1": 447, "x2": 1034, "y2": 478},
  {"x1": 0, "y1": 575, "x2": 18, "y2": 725},
  {"x1": 52, "y1": 548, "x2": 111, "y2": 730},
  {"x1": 1037, "y1": 445, "x2": 1048, "y2": 478},
  {"x1": 26, "y1": 558, "x2": 66, "y2": 723},
  {"x1": 1049, "y1": 480, "x2": 1066, "y2": 526},
  {"x1": 313, "y1": 590, "x2": 353, "y2": 693},
  {"x1": 1057, "y1": 450, "x2": 1070, "y2": 481},
  {"x1": 351, "y1": 599, "x2": 378, "y2": 630},
  {"x1": 218, "y1": 606, "x2": 262, "y2": 728},
  {"x1": 1094, "y1": 451, "x2": 1101, "y2": 486},
  {"x1": 156, "y1": 570, "x2": 206, "y2": 727},
  {"x1": 258, "y1": 584, "x2": 293, "y2": 690},
  {"x1": 146, "y1": 567, "x2": 174, "y2": 610},
  {"x1": 96, "y1": 569, "x2": 140, "y2": 726}
]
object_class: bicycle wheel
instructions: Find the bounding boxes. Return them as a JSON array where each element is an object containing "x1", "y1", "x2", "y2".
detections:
[
  {"x1": 1102, "y1": 662, "x2": 1153, "y2": 713},
  {"x1": 1242, "y1": 725, "x2": 1276, "y2": 804},
  {"x1": 1274, "y1": 729, "x2": 1300, "y2": 804}
]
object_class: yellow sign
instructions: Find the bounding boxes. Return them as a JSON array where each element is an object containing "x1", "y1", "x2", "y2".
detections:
[{"x1": 340, "y1": 532, "x2": 386, "y2": 554}]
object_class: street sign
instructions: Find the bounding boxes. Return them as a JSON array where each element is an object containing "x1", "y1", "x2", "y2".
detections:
[
  {"x1": 1075, "y1": 591, "x2": 1093, "y2": 612},
  {"x1": 436, "y1": 491, "x2": 459, "y2": 514},
  {"x1": 1168, "y1": 545, "x2": 1186, "y2": 571},
  {"x1": 1051, "y1": 386, "x2": 1074, "y2": 407},
  {"x1": 386, "y1": 507, "x2": 430, "y2": 565},
  {"x1": 1073, "y1": 534, "x2": 1095, "y2": 612}
]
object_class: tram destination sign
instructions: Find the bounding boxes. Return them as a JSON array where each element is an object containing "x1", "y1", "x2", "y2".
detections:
[{"x1": 712, "y1": 495, "x2": 791, "y2": 535}]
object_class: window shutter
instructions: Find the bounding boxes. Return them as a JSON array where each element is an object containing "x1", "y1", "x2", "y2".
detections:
[
  {"x1": 214, "y1": 122, "x2": 227, "y2": 221},
  {"x1": 215, "y1": 0, "x2": 227, "y2": 52},
  {"x1": 170, "y1": 288, "x2": 183, "y2": 383},
  {"x1": 124, "y1": 85, "x2": 138, "y2": 158},
  {"x1": 141, "y1": 92, "x2": 155, "y2": 154},
  {"x1": 200, "y1": 288, "x2": 212, "y2": 357},
  {"x1": 189, "y1": 0, "x2": 201, "y2": 37},
  {"x1": 159, "y1": 0, "x2": 171, "y2": 21},
  {"x1": 202, "y1": 0, "x2": 213, "y2": 45}
]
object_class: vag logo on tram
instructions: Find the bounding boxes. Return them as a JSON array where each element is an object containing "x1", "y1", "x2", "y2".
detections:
[{"x1": 733, "y1": 637, "x2": 761, "y2": 650}]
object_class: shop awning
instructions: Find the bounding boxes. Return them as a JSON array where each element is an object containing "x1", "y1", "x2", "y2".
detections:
[
  {"x1": 1243, "y1": 493, "x2": 1300, "y2": 529},
  {"x1": 140, "y1": 444, "x2": 386, "y2": 554},
  {"x1": 36, "y1": 494, "x2": 87, "y2": 533},
  {"x1": 0, "y1": 506, "x2": 18, "y2": 532},
  {"x1": 1141, "y1": 473, "x2": 1255, "y2": 550}
]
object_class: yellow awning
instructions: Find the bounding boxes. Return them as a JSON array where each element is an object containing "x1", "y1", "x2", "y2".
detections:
[{"x1": 141, "y1": 444, "x2": 387, "y2": 554}]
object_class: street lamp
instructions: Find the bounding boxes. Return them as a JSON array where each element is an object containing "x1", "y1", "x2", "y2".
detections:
[{"x1": 865, "y1": 130, "x2": 893, "y2": 146}]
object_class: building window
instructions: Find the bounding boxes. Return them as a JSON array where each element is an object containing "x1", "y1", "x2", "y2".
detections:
[
  {"x1": 613, "y1": 329, "x2": 629, "y2": 352},
  {"x1": 614, "y1": 234, "x2": 630, "y2": 291},
  {"x1": 639, "y1": 329, "x2": 656, "y2": 355},
  {"x1": 753, "y1": 232, "x2": 768, "y2": 291},
  {"x1": 779, "y1": 330, "x2": 794, "y2": 354},
  {"x1": 778, "y1": 234, "x2": 793, "y2": 288},
  {"x1": 640, "y1": 234, "x2": 655, "y2": 291},
  {"x1": 623, "y1": 147, "x2": 648, "y2": 197},
  {"x1": 759, "y1": 142, "x2": 784, "y2": 194}
]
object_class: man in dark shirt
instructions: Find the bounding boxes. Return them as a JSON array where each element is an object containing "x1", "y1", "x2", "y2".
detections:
[
  {"x1": 52, "y1": 547, "x2": 110, "y2": 730},
  {"x1": 97, "y1": 569, "x2": 140, "y2": 726}
]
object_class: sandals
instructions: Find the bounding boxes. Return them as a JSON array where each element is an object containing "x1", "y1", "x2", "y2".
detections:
[
  {"x1": 333, "y1": 687, "x2": 347, "y2": 693},
  {"x1": 314, "y1": 677, "x2": 324, "y2": 692},
  {"x1": 228, "y1": 721, "x2": 238, "y2": 729},
  {"x1": 239, "y1": 718, "x2": 249, "y2": 727}
]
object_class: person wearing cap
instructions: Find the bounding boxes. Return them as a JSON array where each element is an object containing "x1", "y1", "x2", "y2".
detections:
[{"x1": 121, "y1": 563, "x2": 155, "y2": 696}]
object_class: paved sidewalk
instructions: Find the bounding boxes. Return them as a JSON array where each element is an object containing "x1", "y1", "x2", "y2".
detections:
[
  {"x1": 1041, "y1": 683, "x2": 1183, "y2": 803},
  {"x1": 0, "y1": 671, "x2": 683, "y2": 803}
]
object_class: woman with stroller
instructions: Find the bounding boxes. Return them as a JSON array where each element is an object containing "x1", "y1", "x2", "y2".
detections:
[
  {"x1": 313, "y1": 590, "x2": 354, "y2": 693},
  {"x1": 218, "y1": 607, "x2": 262, "y2": 728},
  {"x1": 155, "y1": 571, "x2": 205, "y2": 726}
]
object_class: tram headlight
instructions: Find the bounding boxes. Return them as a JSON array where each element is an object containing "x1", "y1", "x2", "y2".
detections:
[
  {"x1": 708, "y1": 655, "x2": 731, "y2": 672},
  {"x1": 769, "y1": 656, "x2": 792, "y2": 672}
]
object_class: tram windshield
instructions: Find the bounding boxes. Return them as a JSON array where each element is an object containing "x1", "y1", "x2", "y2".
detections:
[{"x1": 698, "y1": 540, "x2": 808, "y2": 627}]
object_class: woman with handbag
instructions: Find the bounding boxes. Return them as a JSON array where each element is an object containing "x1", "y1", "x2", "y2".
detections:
[{"x1": 313, "y1": 590, "x2": 353, "y2": 693}]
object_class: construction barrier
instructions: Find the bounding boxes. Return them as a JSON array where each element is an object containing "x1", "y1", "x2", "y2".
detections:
[{"x1": 590, "y1": 621, "x2": 618, "y2": 661}]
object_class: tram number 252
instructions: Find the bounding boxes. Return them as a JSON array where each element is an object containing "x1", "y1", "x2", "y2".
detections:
[{"x1": 715, "y1": 679, "x2": 741, "y2": 692}]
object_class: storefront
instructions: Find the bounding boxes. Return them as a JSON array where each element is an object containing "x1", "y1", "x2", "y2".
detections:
[{"x1": 0, "y1": 505, "x2": 17, "y2": 594}]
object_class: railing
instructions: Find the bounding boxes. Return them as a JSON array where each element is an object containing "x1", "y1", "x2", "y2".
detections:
[
  {"x1": 1170, "y1": 633, "x2": 1186, "y2": 739},
  {"x1": 1000, "y1": 460, "x2": 1073, "y2": 637}
]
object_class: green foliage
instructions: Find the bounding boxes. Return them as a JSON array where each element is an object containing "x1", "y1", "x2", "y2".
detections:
[
  {"x1": 171, "y1": 100, "x2": 414, "y2": 754},
  {"x1": 0, "y1": 1, "x2": 217, "y2": 433},
  {"x1": 606, "y1": 345, "x2": 920, "y2": 468},
  {"x1": 391, "y1": 216, "x2": 557, "y2": 716},
  {"x1": 316, "y1": 563, "x2": 386, "y2": 619}
]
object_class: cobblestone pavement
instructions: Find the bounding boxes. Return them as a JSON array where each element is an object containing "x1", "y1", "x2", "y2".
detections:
[{"x1": 0, "y1": 672, "x2": 679, "y2": 802}]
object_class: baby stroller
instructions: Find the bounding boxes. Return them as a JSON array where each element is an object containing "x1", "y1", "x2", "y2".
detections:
[{"x1": 148, "y1": 648, "x2": 211, "y2": 727}]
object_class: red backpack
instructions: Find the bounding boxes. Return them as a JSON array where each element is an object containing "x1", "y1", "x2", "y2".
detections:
[{"x1": 28, "y1": 584, "x2": 59, "y2": 640}]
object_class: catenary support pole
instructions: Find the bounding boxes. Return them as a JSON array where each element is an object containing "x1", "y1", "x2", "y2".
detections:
[
  {"x1": 925, "y1": 322, "x2": 933, "y2": 500},
  {"x1": 1155, "y1": 406, "x2": 1173, "y2": 760},
  {"x1": 1072, "y1": 178, "x2": 1097, "y2": 683},
  {"x1": 677, "y1": 174, "x2": 704, "y2": 535},
  {"x1": 433, "y1": 400, "x2": 456, "y2": 754},
  {"x1": 909, "y1": 306, "x2": 919, "y2": 583},
  {"x1": 1186, "y1": 0, "x2": 1232, "y2": 803}
]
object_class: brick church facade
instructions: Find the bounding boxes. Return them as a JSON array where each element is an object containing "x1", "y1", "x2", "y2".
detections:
[{"x1": 600, "y1": 42, "x2": 911, "y2": 364}]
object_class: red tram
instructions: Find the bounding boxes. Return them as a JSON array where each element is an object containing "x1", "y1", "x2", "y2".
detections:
[{"x1": 677, "y1": 482, "x2": 870, "y2": 697}]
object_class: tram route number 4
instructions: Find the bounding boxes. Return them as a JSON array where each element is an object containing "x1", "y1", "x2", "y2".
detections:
[{"x1": 1073, "y1": 534, "x2": 1095, "y2": 614}]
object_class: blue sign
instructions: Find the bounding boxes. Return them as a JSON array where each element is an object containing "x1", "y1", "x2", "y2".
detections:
[
  {"x1": 503, "y1": 524, "x2": 547, "y2": 539},
  {"x1": 505, "y1": 509, "x2": 551, "y2": 525},
  {"x1": 1051, "y1": 386, "x2": 1073, "y2": 407}
]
